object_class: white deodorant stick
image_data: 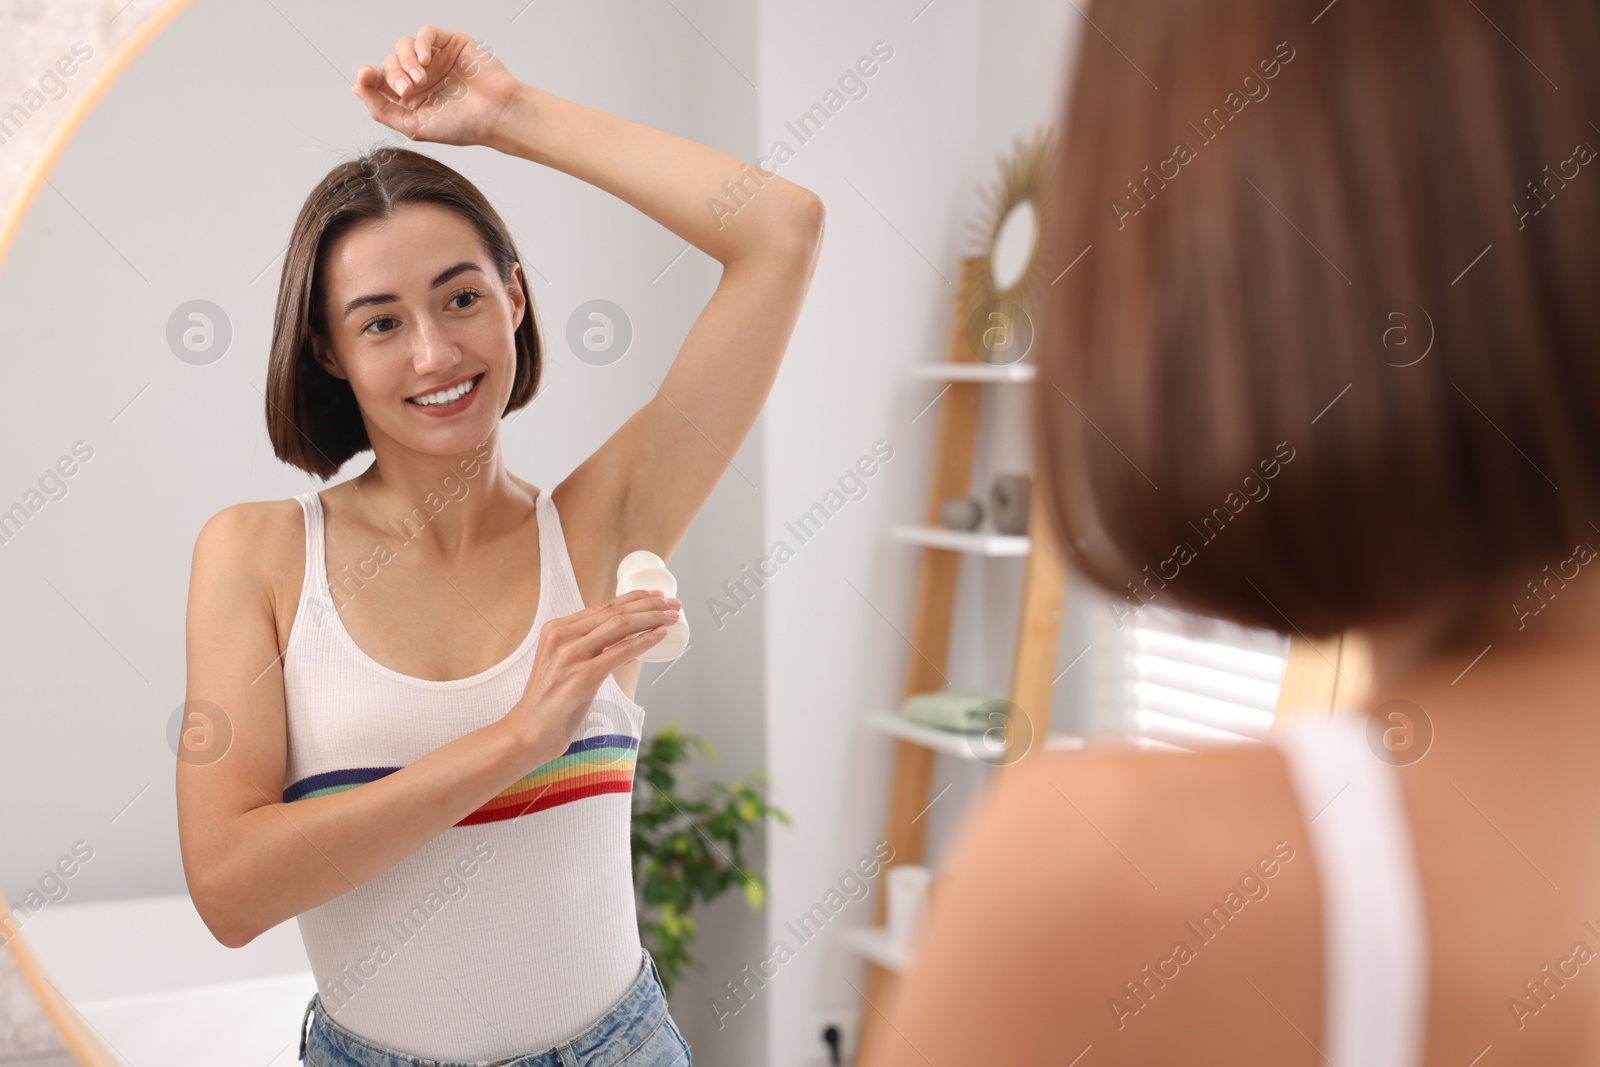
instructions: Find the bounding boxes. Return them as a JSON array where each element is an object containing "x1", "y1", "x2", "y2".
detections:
[{"x1": 616, "y1": 550, "x2": 689, "y2": 662}]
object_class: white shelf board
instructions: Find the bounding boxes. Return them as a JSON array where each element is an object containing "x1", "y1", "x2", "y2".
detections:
[
  {"x1": 867, "y1": 710, "x2": 1088, "y2": 761},
  {"x1": 890, "y1": 524, "x2": 1031, "y2": 556},
  {"x1": 840, "y1": 925, "x2": 914, "y2": 972},
  {"x1": 867, "y1": 710, "x2": 1005, "y2": 761},
  {"x1": 913, "y1": 362, "x2": 1037, "y2": 382}
]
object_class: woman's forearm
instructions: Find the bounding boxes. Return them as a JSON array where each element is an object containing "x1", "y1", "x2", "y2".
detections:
[
  {"x1": 197, "y1": 719, "x2": 543, "y2": 949},
  {"x1": 485, "y1": 84, "x2": 817, "y2": 264}
]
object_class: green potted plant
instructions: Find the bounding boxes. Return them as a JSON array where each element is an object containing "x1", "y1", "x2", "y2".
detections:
[{"x1": 632, "y1": 722, "x2": 791, "y2": 992}]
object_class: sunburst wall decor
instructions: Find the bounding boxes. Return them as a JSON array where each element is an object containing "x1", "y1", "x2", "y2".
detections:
[{"x1": 958, "y1": 124, "x2": 1058, "y2": 365}]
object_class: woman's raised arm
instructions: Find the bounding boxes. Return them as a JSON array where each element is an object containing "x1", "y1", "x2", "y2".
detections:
[
  {"x1": 490, "y1": 79, "x2": 824, "y2": 563},
  {"x1": 354, "y1": 25, "x2": 825, "y2": 564}
]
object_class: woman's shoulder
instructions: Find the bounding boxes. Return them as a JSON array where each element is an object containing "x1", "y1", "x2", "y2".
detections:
[
  {"x1": 191, "y1": 495, "x2": 303, "y2": 565},
  {"x1": 189, "y1": 495, "x2": 321, "y2": 627},
  {"x1": 870, "y1": 741, "x2": 1326, "y2": 1065},
  {"x1": 957, "y1": 740, "x2": 1317, "y2": 919},
  {"x1": 194, "y1": 495, "x2": 316, "y2": 571}
]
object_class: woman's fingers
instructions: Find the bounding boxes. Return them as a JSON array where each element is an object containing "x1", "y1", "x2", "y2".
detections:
[
  {"x1": 353, "y1": 64, "x2": 397, "y2": 102},
  {"x1": 597, "y1": 605, "x2": 679, "y2": 639},
  {"x1": 350, "y1": 68, "x2": 410, "y2": 129},
  {"x1": 381, "y1": 53, "x2": 412, "y2": 99},
  {"x1": 518, "y1": 591, "x2": 671, "y2": 713},
  {"x1": 355, "y1": 27, "x2": 455, "y2": 99},
  {"x1": 563, "y1": 589, "x2": 677, "y2": 626},
  {"x1": 596, "y1": 623, "x2": 670, "y2": 668},
  {"x1": 588, "y1": 608, "x2": 680, "y2": 657},
  {"x1": 548, "y1": 591, "x2": 679, "y2": 654},
  {"x1": 582, "y1": 601, "x2": 679, "y2": 643},
  {"x1": 394, "y1": 36, "x2": 425, "y2": 85}
]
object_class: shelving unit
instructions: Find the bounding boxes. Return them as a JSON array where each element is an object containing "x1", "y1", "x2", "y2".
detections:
[
  {"x1": 850, "y1": 255, "x2": 1074, "y2": 1056},
  {"x1": 910, "y1": 362, "x2": 1037, "y2": 383},
  {"x1": 887, "y1": 524, "x2": 1030, "y2": 557},
  {"x1": 839, "y1": 926, "x2": 914, "y2": 974},
  {"x1": 865, "y1": 710, "x2": 1085, "y2": 760}
]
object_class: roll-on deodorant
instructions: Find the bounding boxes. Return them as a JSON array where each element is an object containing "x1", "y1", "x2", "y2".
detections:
[{"x1": 616, "y1": 550, "x2": 689, "y2": 662}]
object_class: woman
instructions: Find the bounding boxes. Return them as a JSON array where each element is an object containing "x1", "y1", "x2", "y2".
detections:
[
  {"x1": 176, "y1": 25, "x2": 822, "y2": 1067},
  {"x1": 867, "y1": 2, "x2": 1600, "y2": 1065}
]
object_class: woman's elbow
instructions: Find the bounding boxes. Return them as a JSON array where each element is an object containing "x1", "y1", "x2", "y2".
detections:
[
  {"x1": 788, "y1": 189, "x2": 825, "y2": 253},
  {"x1": 199, "y1": 899, "x2": 259, "y2": 951},
  {"x1": 187, "y1": 866, "x2": 259, "y2": 950},
  {"x1": 762, "y1": 184, "x2": 823, "y2": 260}
]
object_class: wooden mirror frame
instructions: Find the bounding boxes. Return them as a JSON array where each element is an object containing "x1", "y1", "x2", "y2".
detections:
[
  {"x1": 1, "y1": 3, "x2": 196, "y2": 1064},
  {"x1": 957, "y1": 123, "x2": 1056, "y2": 359}
]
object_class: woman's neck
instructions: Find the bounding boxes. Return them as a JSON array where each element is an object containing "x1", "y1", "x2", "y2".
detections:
[
  {"x1": 342, "y1": 451, "x2": 532, "y2": 557},
  {"x1": 1357, "y1": 558, "x2": 1600, "y2": 714}
]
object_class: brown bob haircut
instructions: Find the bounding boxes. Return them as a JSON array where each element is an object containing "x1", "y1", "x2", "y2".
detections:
[
  {"x1": 265, "y1": 146, "x2": 542, "y2": 480},
  {"x1": 1033, "y1": 0, "x2": 1600, "y2": 639}
]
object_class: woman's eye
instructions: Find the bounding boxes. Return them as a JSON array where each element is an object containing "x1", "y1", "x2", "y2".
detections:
[{"x1": 360, "y1": 291, "x2": 478, "y2": 336}]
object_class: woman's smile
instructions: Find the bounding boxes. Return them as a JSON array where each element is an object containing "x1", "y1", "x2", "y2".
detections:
[{"x1": 405, "y1": 370, "x2": 485, "y2": 416}]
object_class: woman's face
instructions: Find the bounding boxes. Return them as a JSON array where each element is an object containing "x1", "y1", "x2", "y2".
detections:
[{"x1": 311, "y1": 200, "x2": 526, "y2": 458}]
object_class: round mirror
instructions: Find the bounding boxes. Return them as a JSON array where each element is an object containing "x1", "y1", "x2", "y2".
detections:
[
  {"x1": 989, "y1": 198, "x2": 1037, "y2": 294},
  {"x1": 958, "y1": 125, "x2": 1055, "y2": 357}
]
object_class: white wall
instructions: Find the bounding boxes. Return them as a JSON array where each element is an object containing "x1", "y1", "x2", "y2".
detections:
[
  {"x1": 664, "y1": 5, "x2": 771, "y2": 1064},
  {"x1": 747, "y1": 3, "x2": 1083, "y2": 1066}
]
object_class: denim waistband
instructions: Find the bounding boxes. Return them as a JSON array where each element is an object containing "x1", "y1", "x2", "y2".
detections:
[{"x1": 299, "y1": 946, "x2": 669, "y2": 1067}]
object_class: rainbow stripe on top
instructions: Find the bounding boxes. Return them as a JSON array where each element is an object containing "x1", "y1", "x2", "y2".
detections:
[{"x1": 282, "y1": 733, "x2": 639, "y2": 826}]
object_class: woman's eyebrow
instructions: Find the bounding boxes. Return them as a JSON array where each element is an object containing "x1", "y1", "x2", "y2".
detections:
[{"x1": 341, "y1": 261, "x2": 486, "y2": 319}]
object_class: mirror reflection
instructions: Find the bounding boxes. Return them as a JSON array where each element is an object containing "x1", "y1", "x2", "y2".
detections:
[
  {"x1": 988, "y1": 198, "x2": 1037, "y2": 293},
  {"x1": 1, "y1": 4, "x2": 1328, "y2": 1067}
]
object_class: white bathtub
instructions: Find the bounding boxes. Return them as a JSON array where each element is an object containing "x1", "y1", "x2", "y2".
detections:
[{"x1": 19, "y1": 893, "x2": 316, "y2": 1067}]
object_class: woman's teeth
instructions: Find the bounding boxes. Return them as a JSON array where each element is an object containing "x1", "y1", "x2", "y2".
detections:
[{"x1": 408, "y1": 375, "x2": 478, "y2": 406}]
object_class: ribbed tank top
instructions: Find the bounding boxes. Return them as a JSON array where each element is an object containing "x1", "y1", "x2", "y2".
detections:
[
  {"x1": 1270, "y1": 710, "x2": 1429, "y2": 1067},
  {"x1": 281, "y1": 485, "x2": 647, "y2": 1061}
]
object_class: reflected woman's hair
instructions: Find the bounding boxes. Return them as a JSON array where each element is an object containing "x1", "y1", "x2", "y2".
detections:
[
  {"x1": 1032, "y1": 1, "x2": 1600, "y2": 638},
  {"x1": 264, "y1": 146, "x2": 544, "y2": 479}
]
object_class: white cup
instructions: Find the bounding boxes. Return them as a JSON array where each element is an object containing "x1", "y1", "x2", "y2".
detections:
[{"x1": 886, "y1": 865, "x2": 932, "y2": 956}]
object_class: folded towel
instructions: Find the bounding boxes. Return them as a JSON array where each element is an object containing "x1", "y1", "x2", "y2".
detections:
[{"x1": 900, "y1": 687, "x2": 1009, "y2": 733}]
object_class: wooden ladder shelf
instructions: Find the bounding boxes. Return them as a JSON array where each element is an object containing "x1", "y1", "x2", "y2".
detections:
[{"x1": 851, "y1": 255, "x2": 1075, "y2": 1057}]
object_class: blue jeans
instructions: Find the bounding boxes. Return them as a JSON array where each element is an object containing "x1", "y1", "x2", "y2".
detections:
[{"x1": 298, "y1": 947, "x2": 691, "y2": 1067}]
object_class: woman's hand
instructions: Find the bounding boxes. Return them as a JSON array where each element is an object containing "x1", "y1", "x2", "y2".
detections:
[
  {"x1": 501, "y1": 589, "x2": 681, "y2": 766},
  {"x1": 351, "y1": 26, "x2": 522, "y2": 148}
]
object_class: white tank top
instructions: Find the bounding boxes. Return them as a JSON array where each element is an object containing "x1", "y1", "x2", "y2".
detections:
[
  {"x1": 281, "y1": 485, "x2": 646, "y2": 1061},
  {"x1": 1270, "y1": 710, "x2": 1430, "y2": 1067}
]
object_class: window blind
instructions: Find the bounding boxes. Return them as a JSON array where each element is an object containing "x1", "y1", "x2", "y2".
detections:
[{"x1": 1120, "y1": 604, "x2": 1290, "y2": 751}]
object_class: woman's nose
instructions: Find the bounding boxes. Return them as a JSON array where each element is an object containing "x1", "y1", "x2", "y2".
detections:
[{"x1": 412, "y1": 319, "x2": 460, "y2": 373}]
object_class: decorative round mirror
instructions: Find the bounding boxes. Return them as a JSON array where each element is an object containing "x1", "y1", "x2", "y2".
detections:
[
  {"x1": 989, "y1": 197, "x2": 1038, "y2": 294},
  {"x1": 960, "y1": 124, "x2": 1056, "y2": 365}
]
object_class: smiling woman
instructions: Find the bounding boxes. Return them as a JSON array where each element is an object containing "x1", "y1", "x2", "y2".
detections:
[
  {"x1": 0, "y1": 3, "x2": 834, "y2": 1065},
  {"x1": 264, "y1": 150, "x2": 542, "y2": 479},
  {"x1": 171, "y1": 22, "x2": 822, "y2": 1067}
]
